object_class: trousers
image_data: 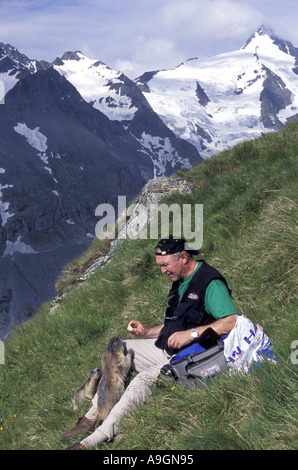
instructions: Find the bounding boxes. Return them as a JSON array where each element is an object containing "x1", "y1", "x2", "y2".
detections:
[{"x1": 81, "y1": 338, "x2": 170, "y2": 448}]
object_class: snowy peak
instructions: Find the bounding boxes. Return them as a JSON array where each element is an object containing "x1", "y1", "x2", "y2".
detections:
[
  {"x1": 0, "y1": 42, "x2": 48, "y2": 99},
  {"x1": 135, "y1": 26, "x2": 298, "y2": 158},
  {"x1": 60, "y1": 50, "x2": 84, "y2": 61},
  {"x1": 242, "y1": 25, "x2": 298, "y2": 60},
  {"x1": 0, "y1": 42, "x2": 45, "y2": 73},
  {"x1": 52, "y1": 51, "x2": 133, "y2": 121},
  {"x1": 242, "y1": 25, "x2": 277, "y2": 48}
]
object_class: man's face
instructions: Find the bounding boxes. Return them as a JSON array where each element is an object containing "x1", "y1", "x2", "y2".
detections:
[{"x1": 155, "y1": 253, "x2": 184, "y2": 281}]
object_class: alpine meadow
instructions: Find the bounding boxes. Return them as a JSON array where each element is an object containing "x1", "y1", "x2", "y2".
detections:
[{"x1": 0, "y1": 122, "x2": 297, "y2": 450}]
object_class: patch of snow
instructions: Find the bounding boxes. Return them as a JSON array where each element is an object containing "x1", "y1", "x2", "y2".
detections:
[
  {"x1": 40, "y1": 154, "x2": 49, "y2": 165},
  {"x1": 3, "y1": 237, "x2": 38, "y2": 257},
  {"x1": 133, "y1": 133, "x2": 191, "y2": 178},
  {"x1": 13, "y1": 123, "x2": 62, "y2": 181},
  {"x1": 0, "y1": 183, "x2": 14, "y2": 226},
  {"x1": 14, "y1": 123, "x2": 48, "y2": 152},
  {"x1": 95, "y1": 91, "x2": 138, "y2": 121},
  {"x1": 0, "y1": 72, "x2": 18, "y2": 101}
]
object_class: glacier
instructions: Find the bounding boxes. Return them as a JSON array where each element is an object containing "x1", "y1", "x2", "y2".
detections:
[{"x1": 136, "y1": 28, "x2": 298, "y2": 158}]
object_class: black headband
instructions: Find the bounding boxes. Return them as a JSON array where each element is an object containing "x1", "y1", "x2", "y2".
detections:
[{"x1": 155, "y1": 235, "x2": 199, "y2": 256}]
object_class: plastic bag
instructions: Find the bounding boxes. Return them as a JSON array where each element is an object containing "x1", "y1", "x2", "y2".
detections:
[{"x1": 223, "y1": 315, "x2": 276, "y2": 373}]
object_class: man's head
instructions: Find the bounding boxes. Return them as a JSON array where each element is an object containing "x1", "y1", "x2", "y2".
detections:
[{"x1": 155, "y1": 235, "x2": 199, "y2": 281}]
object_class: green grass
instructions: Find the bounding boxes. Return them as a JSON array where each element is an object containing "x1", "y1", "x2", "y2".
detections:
[{"x1": 0, "y1": 122, "x2": 297, "y2": 450}]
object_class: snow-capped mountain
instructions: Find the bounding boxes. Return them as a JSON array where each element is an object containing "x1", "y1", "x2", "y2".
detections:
[
  {"x1": 135, "y1": 26, "x2": 298, "y2": 158},
  {"x1": 0, "y1": 44, "x2": 202, "y2": 339},
  {"x1": 0, "y1": 46, "x2": 202, "y2": 178},
  {"x1": 51, "y1": 51, "x2": 202, "y2": 176}
]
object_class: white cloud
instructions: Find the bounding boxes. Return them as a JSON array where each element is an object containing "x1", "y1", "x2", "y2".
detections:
[{"x1": 0, "y1": 0, "x2": 297, "y2": 79}]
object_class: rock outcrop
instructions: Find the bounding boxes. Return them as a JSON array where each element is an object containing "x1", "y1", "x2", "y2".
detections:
[{"x1": 49, "y1": 176, "x2": 197, "y2": 314}]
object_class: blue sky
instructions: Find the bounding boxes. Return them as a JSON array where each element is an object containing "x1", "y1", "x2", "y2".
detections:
[{"x1": 1, "y1": 0, "x2": 298, "y2": 79}]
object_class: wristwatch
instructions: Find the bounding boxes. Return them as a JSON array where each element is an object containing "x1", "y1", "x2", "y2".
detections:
[{"x1": 191, "y1": 328, "x2": 199, "y2": 339}]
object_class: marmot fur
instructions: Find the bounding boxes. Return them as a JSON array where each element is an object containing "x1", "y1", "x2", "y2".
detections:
[
  {"x1": 93, "y1": 334, "x2": 133, "y2": 429},
  {"x1": 72, "y1": 367, "x2": 102, "y2": 410}
]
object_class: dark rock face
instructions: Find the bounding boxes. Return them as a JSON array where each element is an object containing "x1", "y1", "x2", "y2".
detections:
[
  {"x1": 195, "y1": 81, "x2": 210, "y2": 107},
  {"x1": 260, "y1": 66, "x2": 293, "y2": 129}
]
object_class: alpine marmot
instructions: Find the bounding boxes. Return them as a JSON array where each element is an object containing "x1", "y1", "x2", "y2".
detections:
[
  {"x1": 93, "y1": 334, "x2": 133, "y2": 429},
  {"x1": 72, "y1": 367, "x2": 102, "y2": 410}
]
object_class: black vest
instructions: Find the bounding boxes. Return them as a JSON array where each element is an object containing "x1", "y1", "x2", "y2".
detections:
[{"x1": 155, "y1": 260, "x2": 231, "y2": 356}]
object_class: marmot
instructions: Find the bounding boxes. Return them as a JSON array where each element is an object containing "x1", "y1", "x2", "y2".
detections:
[
  {"x1": 72, "y1": 367, "x2": 102, "y2": 410},
  {"x1": 93, "y1": 334, "x2": 133, "y2": 429}
]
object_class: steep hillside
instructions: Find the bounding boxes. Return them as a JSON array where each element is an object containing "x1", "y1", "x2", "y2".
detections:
[{"x1": 0, "y1": 122, "x2": 297, "y2": 450}]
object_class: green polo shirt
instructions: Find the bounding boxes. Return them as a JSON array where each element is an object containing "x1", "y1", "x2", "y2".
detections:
[{"x1": 178, "y1": 262, "x2": 237, "y2": 319}]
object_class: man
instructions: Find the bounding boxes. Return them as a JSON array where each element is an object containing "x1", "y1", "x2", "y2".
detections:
[{"x1": 64, "y1": 235, "x2": 237, "y2": 449}]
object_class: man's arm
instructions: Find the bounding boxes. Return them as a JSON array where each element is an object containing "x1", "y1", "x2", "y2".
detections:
[
  {"x1": 167, "y1": 314, "x2": 237, "y2": 351},
  {"x1": 127, "y1": 320, "x2": 164, "y2": 339}
]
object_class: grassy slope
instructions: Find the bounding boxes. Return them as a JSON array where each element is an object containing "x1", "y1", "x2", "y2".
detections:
[{"x1": 0, "y1": 122, "x2": 297, "y2": 450}]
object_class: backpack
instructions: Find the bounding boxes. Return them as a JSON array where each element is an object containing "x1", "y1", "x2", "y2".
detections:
[{"x1": 159, "y1": 328, "x2": 228, "y2": 389}]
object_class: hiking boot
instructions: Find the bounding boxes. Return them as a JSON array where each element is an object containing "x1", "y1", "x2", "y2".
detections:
[
  {"x1": 62, "y1": 415, "x2": 95, "y2": 440},
  {"x1": 65, "y1": 441, "x2": 87, "y2": 450}
]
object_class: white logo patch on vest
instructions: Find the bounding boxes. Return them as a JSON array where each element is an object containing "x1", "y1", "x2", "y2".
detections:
[{"x1": 188, "y1": 293, "x2": 199, "y2": 300}]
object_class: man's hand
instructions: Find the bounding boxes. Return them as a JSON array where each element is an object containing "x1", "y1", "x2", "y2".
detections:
[
  {"x1": 127, "y1": 320, "x2": 148, "y2": 338},
  {"x1": 127, "y1": 321, "x2": 164, "y2": 339},
  {"x1": 167, "y1": 315, "x2": 237, "y2": 351},
  {"x1": 167, "y1": 330, "x2": 193, "y2": 350}
]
